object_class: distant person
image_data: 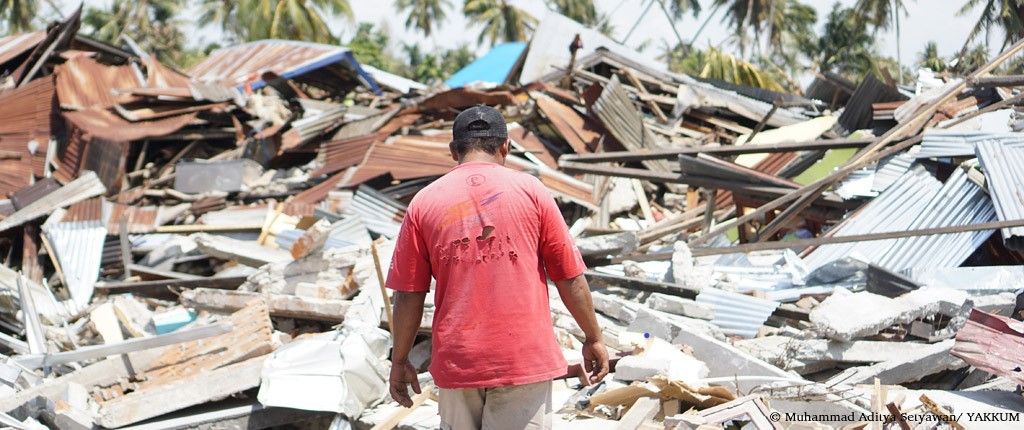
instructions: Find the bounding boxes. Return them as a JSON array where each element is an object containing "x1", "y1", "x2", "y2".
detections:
[{"x1": 385, "y1": 105, "x2": 609, "y2": 429}]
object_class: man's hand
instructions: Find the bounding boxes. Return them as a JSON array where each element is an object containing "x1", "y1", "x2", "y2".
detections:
[
  {"x1": 582, "y1": 339, "x2": 610, "y2": 384},
  {"x1": 389, "y1": 360, "x2": 421, "y2": 407}
]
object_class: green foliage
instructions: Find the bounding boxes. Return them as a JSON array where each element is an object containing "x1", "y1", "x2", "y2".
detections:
[
  {"x1": 917, "y1": 41, "x2": 947, "y2": 72},
  {"x1": 463, "y1": 0, "x2": 537, "y2": 45},
  {"x1": 347, "y1": 22, "x2": 404, "y2": 72},
  {"x1": 402, "y1": 43, "x2": 476, "y2": 84},
  {"x1": 855, "y1": 0, "x2": 910, "y2": 32},
  {"x1": 958, "y1": 0, "x2": 1024, "y2": 49},
  {"x1": 198, "y1": 0, "x2": 352, "y2": 44},
  {"x1": 548, "y1": 0, "x2": 597, "y2": 25},
  {"x1": 395, "y1": 0, "x2": 451, "y2": 37},
  {"x1": 83, "y1": 0, "x2": 188, "y2": 66},
  {"x1": 711, "y1": 0, "x2": 816, "y2": 64},
  {"x1": 952, "y1": 45, "x2": 990, "y2": 73},
  {"x1": 0, "y1": 0, "x2": 35, "y2": 33},
  {"x1": 665, "y1": 0, "x2": 702, "y2": 19},
  {"x1": 815, "y1": 4, "x2": 877, "y2": 80},
  {"x1": 664, "y1": 44, "x2": 785, "y2": 92}
]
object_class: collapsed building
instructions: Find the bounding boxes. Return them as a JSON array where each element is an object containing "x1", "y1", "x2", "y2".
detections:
[{"x1": 0, "y1": 9, "x2": 1022, "y2": 430}]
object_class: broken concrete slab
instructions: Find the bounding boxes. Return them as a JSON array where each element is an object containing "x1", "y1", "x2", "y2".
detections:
[
  {"x1": 671, "y1": 241, "x2": 712, "y2": 290},
  {"x1": 192, "y1": 232, "x2": 292, "y2": 267},
  {"x1": 575, "y1": 231, "x2": 639, "y2": 257},
  {"x1": 825, "y1": 339, "x2": 964, "y2": 386},
  {"x1": 240, "y1": 246, "x2": 360, "y2": 295},
  {"x1": 289, "y1": 219, "x2": 332, "y2": 259},
  {"x1": 645, "y1": 293, "x2": 714, "y2": 320},
  {"x1": 614, "y1": 338, "x2": 709, "y2": 384},
  {"x1": 181, "y1": 288, "x2": 350, "y2": 322},
  {"x1": 736, "y1": 336, "x2": 939, "y2": 366},
  {"x1": 174, "y1": 159, "x2": 263, "y2": 194},
  {"x1": 628, "y1": 307, "x2": 725, "y2": 343},
  {"x1": 809, "y1": 287, "x2": 969, "y2": 341},
  {"x1": 592, "y1": 291, "x2": 642, "y2": 324},
  {"x1": 669, "y1": 325, "x2": 795, "y2": 393}
]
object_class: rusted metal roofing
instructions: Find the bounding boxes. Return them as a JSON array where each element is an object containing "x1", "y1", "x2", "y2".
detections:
[
  {"x1": 63, "y1": 107, "x2": 197, "y2": 142},
  {"x1": 0, "y1": 75, "x2": 57, "y2": 192},
  {"x1": 414, "y1": 87, "x2": 518, "y2": 112},
  {"x1": 313, "y1": 134, "x2": 377, "y2": 177},
  {"x1": 534, "y1": 92, "x2": 600, "y2": 154},
  {"x1": 0, "y1": 31, "x2": 46, "y2": 70},
  {"x1": 10, "y1": 178, "x2": 60, "y2": 209},
  {"x1": 342, "y1": 135, "x2": 456, "y2": 186},
  {"x1": 64, "y1": 197, "x2": 162, "y2": 234},
  {"x1": 951, "y1": 309, "x2": 1024, "y2": 385},
  {"x1": 508, "y1": 124, "x2": 558, "y2": 169},
  {"x1": 284, "y1": 171, "x2": 346, "y2": 215},
  {"x1": 54, "y1": 55, "x2": 140, "y2": 110},
  {"x1": 188, "y1": 39, "x2": 381, "y2": 95}
]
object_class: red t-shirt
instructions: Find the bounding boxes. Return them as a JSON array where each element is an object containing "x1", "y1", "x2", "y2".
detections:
[{"x1": 385, "y1": 161, "x2": 586, "y2": 389}]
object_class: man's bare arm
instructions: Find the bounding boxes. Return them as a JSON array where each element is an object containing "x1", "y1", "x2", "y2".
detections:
[
  {"x1": 389, "y1": 291, "x2": 427, "y2": 407},
  {"x1": 554, "y1": 274, "x2": 609, "y2": 384}
]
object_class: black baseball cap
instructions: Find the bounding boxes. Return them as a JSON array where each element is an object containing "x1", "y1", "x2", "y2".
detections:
[{"x1": 453, "y1": 105, "x2": 508, "y2": 140}]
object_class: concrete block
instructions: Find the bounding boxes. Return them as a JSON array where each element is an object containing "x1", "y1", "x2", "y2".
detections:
[
  {"x1": 670, "y1": 325, "x2": 794, "y2": 393},
  {"x1": 809, "y1": 288, "x2": 969, "y2": 341},
  {"x1": 575, "y1": 232, "x2": 639, "y2": 257},
  {"x1": 628, "y1": 307, "x2": 724, "y2": 343},
  {"x1": 614, "y1": 338, "x2": 709, "y2": 384},
  {"x1": 671, "y1": 241, "x2": 712, "y2": 290},
  {"x1": 591, "y1": 292, "x2": 641, "y2": 324},
  {"x1": 289, "y1": 219, "x2": 332, "y2": 259},
  {"x1": 646, "y1": 293, "x2": 714, "y2": 320},
  {"x1": 824, "y1": 339, "x2": 964, "y2": 385}
]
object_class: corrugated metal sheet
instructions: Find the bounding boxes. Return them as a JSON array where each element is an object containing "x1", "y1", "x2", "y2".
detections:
[
  {"x1": 63, "y1": 107, "x2": 197, "y2": 142},
  {"x1": 836, "y1": 74, "x2": 908, "y2": 132},
  {"x1": 0, "y1": 171, "x2": 106, "y2": 233},
  {"x1": 976, "y1": 140, "x2": 1024, "y2": 250},
  {"x1": 871, "y1": 151, "x2": 917, "y2": 192},
  {"x1": 43, "y1": 217, "x2": 107, "y2": 307},
  {"x1": 951, "y1": 309, "x2": 1024, "y2": 385},
  {"x1": 274, "y1": 215, "x2": 371, "y2": 250},
  {"x1": 312, "y1": 134, "x2": 377, "y2": 177},
  {"x1": 54, "y1": 55, "x2": 141, "y2": 110},
  {"x1": 415, "y1": 87, "x2": 517, "y2": 111},
  {"x1": 807, "y1": 165, "x2": 996, "y2": 272},
  {"x1": 342, "y1": 135, "x2": 456, "y2": 186},
  {"x1": 592, "y1": 76, "x2": 673, "y2": 173},
  {"x1": 0, "y1": 31, "x2": 45, "y2": 70},
  {"x1": 508, "y1": 124, "x2": 558, "y2": 169},
  {"x1": 0, "y1": 75, "x2": 57, "y2": 191},
  {"x1": 876, "y1": 166, "x2": 995, "y2": 271},
  {"x1": 916, "y1": 130, "x2": 1024, "y2": 159},
  {"x1": 533, "y1": 91, "x2": 600, "y2": 154},
  {"x1": 10, "y1": 178, "x2": 60, "y2": 209},
  {"x1": 284, "y1": 172, "x2": 346, "y2": 215},
  {"x1": 188, "y1": 39, "x2": 381, "y2": 95},
  {"x1": 280, "y1": 104, "x2": 347, "y2": 151},
  {"x1": 346, "y1": 185, "x2": 406, "y2": 238},
  {"x1": 695, "y1": 287, "x2": 779, "y2": 338},
  {"x1": 804, "y1": 166, "x2": 943, "y2": 269}
]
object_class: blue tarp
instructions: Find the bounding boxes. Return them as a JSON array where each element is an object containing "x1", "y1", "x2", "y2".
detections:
[{"x1": 444, "y1": 42, "x2": 526, "y2": 88}]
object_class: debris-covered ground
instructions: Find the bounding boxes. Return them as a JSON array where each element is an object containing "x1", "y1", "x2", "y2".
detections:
[{"x1": 1, "y1": 9, "x2": 1024, "y2": 430}]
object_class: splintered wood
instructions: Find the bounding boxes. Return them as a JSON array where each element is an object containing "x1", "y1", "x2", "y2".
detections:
[{"x1": 95, "y1": 298, "x2": 275, "y2": 428}]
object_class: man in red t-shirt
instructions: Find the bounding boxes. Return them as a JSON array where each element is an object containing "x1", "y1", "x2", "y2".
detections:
[{"x1": 385, "y1": 105, "x2": 609, "y2": 429}]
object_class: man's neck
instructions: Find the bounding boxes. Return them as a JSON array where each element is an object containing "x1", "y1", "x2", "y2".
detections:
[{"x1": 459, "y1": 152, "x2": 504, "y2": 165}]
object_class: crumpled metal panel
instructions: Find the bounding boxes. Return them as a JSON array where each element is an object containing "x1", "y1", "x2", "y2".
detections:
[
  {"x1": 916, "y1": 130, "x2": 1024, "y2": 159},
  {"x1": 43, "y1": 218, "x2": 107, "y2": 308},
  {"x1": 874, "y1": 166, "x2": 995, "y2": 271},
  {"x1": 0, "y1": 31, "x2": 45, "y2": 69},
  {"x1": 951, "y1": 309, "x2": 1024, "y2": 386},
  {"x1": 976, "y1": 140, "x2": 1024, "y2": 250},
  {"x1": 695, "y1": 287, "x2": 779, "y2": 338},
  {"x1": 804, "y1": 166, "x2": 942, "y2": 270},
  {"x1": 54, "y1": 55, "x2": 141, "y2": 110},
  {"x1": 63, "y1": 107, "x2": 197, "y2": 142},
  {"x1": 189, "y1": 40, "x2": 381, "y2": 95},
  {"x1": 346, "y1": 185, "x2": 406, "y2": 238}
]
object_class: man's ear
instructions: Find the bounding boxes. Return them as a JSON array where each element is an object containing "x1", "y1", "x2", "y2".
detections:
[
  {"x1": 449, "y1": 141, "x2": 460, "y2": 162},
  {"x1": 500, "y1": 139, "x2": 510, "y2": 157}
]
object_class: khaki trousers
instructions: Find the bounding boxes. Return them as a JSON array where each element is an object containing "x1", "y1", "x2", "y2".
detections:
[{"x1": 438, "y1": 380, "x2": 552, "y2": 430}]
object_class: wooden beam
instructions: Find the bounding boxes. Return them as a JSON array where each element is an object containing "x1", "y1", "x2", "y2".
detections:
[
  {"x1": 15, "y1": 323, "x2": 232, "y2": 369},
  {"x1": 560, "y1": 138, "x2": 878, "y2": 163},
  {"x1": 615, "y1": 397, "x2": 660, "y2": 430},
  {"x1": 95, "y1": 275, "x2": 248, "y2": 299},
  {"x1": 180, "y1": 288, "x2": 350, "y2": 322}
]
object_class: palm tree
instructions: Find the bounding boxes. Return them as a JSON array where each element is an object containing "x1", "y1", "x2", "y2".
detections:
[
  {"x1": 395, "y1": 0, "x2": 451, "y2": 37},
  {"x1": 918, "y1": 41, "x2": 947, "y2": 72},
  {"x1": 958, "y1": 0, "x2": 1024, "y2": 50},
  {"x1": 762, "y1": 0, "x2": 816, "y2": 71},
  {"x1": 463, "y1": 0, "x2": 537, "y2": 45},
  {"x1": 84, "y1": 0, "x2": 186, "y2": 65},
  {"x1": 711, "y1": 0, "x2": 816, "y2": 62},
  {"x1": 549, "y1": 0, "x2": 597, "y2": 25},
  {"x1": 0, "y1": 0, "x2": 36, "y2": 33},
  {"x1": 816, "y1": 4, "x2": 878, "y2": 80},
  {"x1": 855, "y1": 0, "x2": 910, "y2": 83},
  {"x1": 665, "y1": 0, "x2": 702, "y2": 19},
  {"x1": 199, "y1": 0, "x2": 353, "y2": 43}
]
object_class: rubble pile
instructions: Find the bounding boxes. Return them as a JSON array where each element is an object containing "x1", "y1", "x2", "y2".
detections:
[{"x1": 1, "y1": 9, "x2": 1023, "y2": 430}]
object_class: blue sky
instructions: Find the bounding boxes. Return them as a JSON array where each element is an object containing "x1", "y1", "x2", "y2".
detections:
[{"x1": 60, "y1": 1, "x2": 991, "y2": 67}]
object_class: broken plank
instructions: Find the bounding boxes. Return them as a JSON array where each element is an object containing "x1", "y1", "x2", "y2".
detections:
[
  {"x1": 181, "y1": 288, "x2": 349, "y2": 322},
  {"x1": 918, "y1": 394, "x2": 965, "y2": 430},
  {"x1": 97, "y1": 355, "x2": 267, "y2": 428},
  {"x1": 615, "y1": 396, "x2": 660, "y2": 430},
  {"x1": 95, "y1": 275, "x2": 248, "y2": 299},
  {"x1": 115, "y1": 400, "x2": 331, "y2": 430},
  {"x1": 15, "y1": 323, "x2": 232, "y2": 369}
]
